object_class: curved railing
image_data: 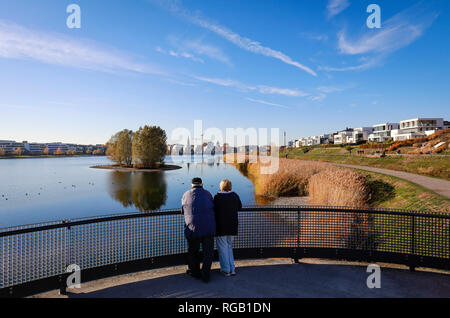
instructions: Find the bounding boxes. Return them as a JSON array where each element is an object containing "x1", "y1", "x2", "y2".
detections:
[{"x1": 0, "y1": 205, "x2": 449, "y2": 297}]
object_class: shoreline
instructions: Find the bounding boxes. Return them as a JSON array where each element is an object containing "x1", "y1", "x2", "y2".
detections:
[
  {"x1": 0, "y1": 155, "x2": 105, "y2": 160},
  {"x1": 91, "y1": 164, "x2": 182, "y2": 172}
]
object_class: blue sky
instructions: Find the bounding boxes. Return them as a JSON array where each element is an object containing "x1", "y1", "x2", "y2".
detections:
[{"x1": 0, "y1": 0, "x2": 449, "y2": 144}]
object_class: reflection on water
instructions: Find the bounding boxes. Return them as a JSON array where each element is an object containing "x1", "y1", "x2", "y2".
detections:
[
  {"x1": 0, "y1": 155, "x2": 256, "y2": 227},
  {"x1": 108, "y1": 171, "x2": 167, "y2": 211}
]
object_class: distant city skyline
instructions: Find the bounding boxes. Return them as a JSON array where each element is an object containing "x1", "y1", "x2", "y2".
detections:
[{"x1": 0, "y1": 0, "x2": 449, "y2": 145}]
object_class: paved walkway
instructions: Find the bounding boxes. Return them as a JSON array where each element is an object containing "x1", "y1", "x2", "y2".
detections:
[
  {"x1": 332, "y1": 163, "x2": 450, "y2": 198},
  {"x1": 42, "y1": 259, "x2": 450, "y2": 298}
]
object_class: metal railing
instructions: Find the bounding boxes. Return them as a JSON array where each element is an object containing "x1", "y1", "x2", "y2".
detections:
[{"x1": 0, "y1": 205, "x2": 449, "y2": 297}]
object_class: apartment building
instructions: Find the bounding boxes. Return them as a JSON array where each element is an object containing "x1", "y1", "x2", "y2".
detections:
[
  {"x1": 333, "y1": 129, "x2": 353, "y2": 145},
  {"x1": 346, "y1": 127, "x2": 373, "y2": 144},
  {"x1": 0, "y1": 140, "x2": 25, "y2": 153},
  {"x1": 368, "y1": 123, "x2": 400, "y2": 143},
  {"x1": 391, "y1": 118, "x2": 444, "y2": 141},
  {"x1": 25, "y1": 143, "x2": 46, "y2": 154},
  {"x1": 46, "y1": 143, "x2": 69, "y2": 153}
]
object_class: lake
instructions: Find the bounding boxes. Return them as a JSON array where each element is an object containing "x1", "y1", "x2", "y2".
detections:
[{"x1": 0, "y1": 155, "x2": 256, "y2": 228}]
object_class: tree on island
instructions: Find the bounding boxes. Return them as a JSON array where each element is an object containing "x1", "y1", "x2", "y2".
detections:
[
  {"x1": 13, "y1": 147, "x2": 23, "y2": 156},
  {"x1": 92, "y1": 149, "x2": 103, "y2": 156},
  {"x1": 0, "y1": 148, "x2": 6, "y2": 156},
  {"x1": 43, "y1": 147, "x2": 49, "y2": 155},
  {"x1": 107, "y1": 129, "x2": 134, "y2": 166},
  {"x1": 55, "y1": 148, "x2": 64, "y2": 155},
  {"x1": 132, "y1": 126, "x2": 167, "y2": 168}
]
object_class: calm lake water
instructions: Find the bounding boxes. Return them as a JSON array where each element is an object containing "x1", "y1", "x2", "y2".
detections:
[{"x1": 0, "y1": 156, "x2": 256, "y2": 228}]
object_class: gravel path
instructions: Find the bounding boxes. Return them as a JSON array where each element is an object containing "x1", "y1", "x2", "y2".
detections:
[
  {"x1": 268, "y1": 197, "x2": 309, "y2": 205},
  {"x1": 332, "y1": 163, "x2": 450, "y2": 199}
]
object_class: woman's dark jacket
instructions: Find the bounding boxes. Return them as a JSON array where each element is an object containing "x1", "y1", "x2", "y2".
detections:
[{"x1": 213, "y1": 191, "x2": 242, "y2": 236}]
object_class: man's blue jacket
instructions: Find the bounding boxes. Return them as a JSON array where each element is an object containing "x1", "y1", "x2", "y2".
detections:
[{"x1": 182, "y1": 186, "x2": 216, "y2": 238}]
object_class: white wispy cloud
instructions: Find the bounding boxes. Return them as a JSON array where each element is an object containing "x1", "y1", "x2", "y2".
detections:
[
  {"x1": 245, "y1": 98, "x2": 289, "y2": 109},
  {"x1": 181, "y1": 39, "x2": 231, "y2": 65},
  {"x1": 327, "y1": 0, "x2": 350, "y2": 18},
  {"x1": 319, "y1": 56, "x2": 382, "y2": 72},
  {"x1": 0, "y1": 21, "x2": 164, "y2": 75},
  {"x1": 193, "y1": 76, "x2": 309, "y2": 97},
  {"x1": 337, "y1": 7, "x2": 437, "y2": 55},
  {"x1": 308, "y1": 94, "x2": 327, "y2": 102},
  {"x1": 317, "y1": 86, "x2": 343, "y2": 93},
  {"x1": 299, "y1": 32, "x2": 329, "y2": 42},
  {"x1": 155, "y1": 0, "x2": 317, "y2": 76},
  {"x1": 323, "y1": 4, "x2": 437, "y2": 72},
  {"x1": 317, "y1": 83, "x2": 355, "y2": 93},
  {"x1": 156, "y1": 46, "x2": 204, "y2": 63},
  {"x1": 258, "y1": 86, "x2": 309, "y2": 97}
]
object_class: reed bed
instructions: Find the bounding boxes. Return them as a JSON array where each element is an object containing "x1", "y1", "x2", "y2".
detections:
[
  {"x1": 227, "y1": 156, "x2": 370, "y2": 207},
  {"x1": 308, "y1": 167, "x2": 369, "y2": 207}
]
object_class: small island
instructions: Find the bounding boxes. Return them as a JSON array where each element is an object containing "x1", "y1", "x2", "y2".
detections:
[{"x1": 93, "y1": 125, "x2": 179, "y2": 172}]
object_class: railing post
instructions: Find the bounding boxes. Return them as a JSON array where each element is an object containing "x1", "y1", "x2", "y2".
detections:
[
  {"x1": 59, "y1": 274, "x2": 67, "y2": 295},
  {"x1": 59, "y1": 219, "x2": 70, "y2": 295},
  {"x1": 293, "y1": 208, "x2": 300, "y2": 263},
  {"x1": 410, "y1": 215, "x2": 416, "y2": 272}
]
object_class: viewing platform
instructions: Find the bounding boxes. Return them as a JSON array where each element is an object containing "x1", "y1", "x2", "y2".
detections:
[
  {"x1": 1, "y1": 206, "x2": 449, "y2": 298},
  {"x1": 34, "y1": 259, "x2": 450, "y2": 298}
]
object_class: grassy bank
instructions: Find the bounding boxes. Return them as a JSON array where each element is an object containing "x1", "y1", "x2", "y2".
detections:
[
  {"x1": 361, "y1": 170, "x2": 450, "y2": 212},
  {"x1": 281, "y1": 147, "x2": 450, "y2": 181}
]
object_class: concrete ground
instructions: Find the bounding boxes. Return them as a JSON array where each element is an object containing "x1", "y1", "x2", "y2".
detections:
[
  {"x1": 33, "y1": 258, "x2": 450, "y2": 298},
  {"x1": 333, "y1": 163, "x2": 450, "y2": 199}
]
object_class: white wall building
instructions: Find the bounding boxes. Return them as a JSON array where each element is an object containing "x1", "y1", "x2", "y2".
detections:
[
  {"x1": 0, "y1": 140, "x2": 25, "y2": 153},
  {"x1": 346, "y1": 127, "x2": 373, "y2": 144},
  {"x1": 368, "y1": 123, "x2": 400, "y2": 143},
  {"x1": 391, "y1": 118, "x2": 444, "y2": 141},
  {"x1": 333, "y1": 129, "x2": 353, "y2": 145}
]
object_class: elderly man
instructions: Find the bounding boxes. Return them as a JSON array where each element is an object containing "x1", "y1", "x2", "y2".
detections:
[{"x1": 182, "y1": 177, "x2": 216, "y2": 283}]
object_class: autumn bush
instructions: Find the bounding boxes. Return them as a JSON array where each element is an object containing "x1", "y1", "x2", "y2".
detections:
[{"x1": 433, "y1": 143, "x2": 448, "y2": 154}]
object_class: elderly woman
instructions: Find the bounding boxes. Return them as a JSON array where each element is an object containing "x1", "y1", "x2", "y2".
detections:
[{"x1": 214, "y1": 179, "x2": 242, "y2": 276}]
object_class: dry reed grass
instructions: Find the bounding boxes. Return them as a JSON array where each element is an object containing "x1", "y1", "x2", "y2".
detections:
[
  {"x1": 227, "y1": 156, "x2": 370, "y2": 207},
  {"x1": 308, "y1": 167, "x2": 369, "y2": 207}
]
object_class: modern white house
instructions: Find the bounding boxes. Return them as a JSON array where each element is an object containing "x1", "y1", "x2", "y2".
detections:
[
  {"x1": 287, "y1": 117, "x2": 447, "y2": 147},
  {"x1": 333, "y1": 129, "x2": 353, "y2": 145},
  {"x1": 391, "y1": 118, "x2": 444, "y2": 141},
  {"x1": 346, "y1": 127, "x2": 373, "y2": 144},
  {"x1": 319, "y1": 134, "x2": 331, "y2": 144},
  {"x1": 368, "y1": 123, "x2": 400, "y2": 143}
]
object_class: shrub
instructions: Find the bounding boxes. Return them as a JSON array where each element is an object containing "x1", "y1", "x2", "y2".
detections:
[{"x1": 433, "y1": 143, "x2": 448, "y2": 154}]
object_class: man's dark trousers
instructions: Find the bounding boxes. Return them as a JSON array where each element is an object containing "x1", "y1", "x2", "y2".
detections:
[{"x1": 187, "y1": 235, "x2": 214, "y2": 281}]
